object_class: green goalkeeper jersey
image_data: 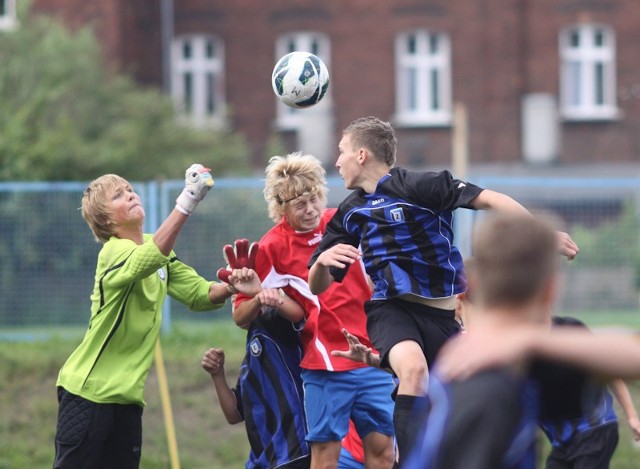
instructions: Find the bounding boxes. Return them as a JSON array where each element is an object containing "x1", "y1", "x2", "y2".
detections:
[{"x1": 57, "y1": 234, "x2": 224, "y2": 406}]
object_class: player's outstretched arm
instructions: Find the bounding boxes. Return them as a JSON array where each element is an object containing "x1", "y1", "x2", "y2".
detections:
[
  {"x1": 201, "y1": 348, "x2": 242, "y2": 424},
  {"x1": 436, "y1": 325, "x2": 640, "y2": 382},
  {"x1": 154, "y1": 164, "x2": 214, "y2": 255},
  {"x1": 469, "y1": 190, "x2": 579, "y2": 260}
]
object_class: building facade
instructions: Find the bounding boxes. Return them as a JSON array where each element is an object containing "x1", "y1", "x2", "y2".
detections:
[{"x1": 19, "y1": 0, "x2": 640, "y2": 173}]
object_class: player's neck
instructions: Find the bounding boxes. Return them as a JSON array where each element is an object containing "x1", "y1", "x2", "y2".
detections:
[{"x1": 360, "y1": 164, "x2": 391, "y2": 194}]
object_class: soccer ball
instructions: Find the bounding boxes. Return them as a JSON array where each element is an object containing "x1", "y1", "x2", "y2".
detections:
[{"x1": 271, "y1": 51, "x2": 330, "y2": 109}]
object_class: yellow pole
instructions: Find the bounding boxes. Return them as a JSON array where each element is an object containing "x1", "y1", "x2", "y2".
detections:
[{"x1": 155, "y1": 339, "x2": 181, "y2": 469}]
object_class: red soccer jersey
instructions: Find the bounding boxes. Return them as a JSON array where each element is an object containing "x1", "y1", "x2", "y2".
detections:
[{"x1": 235, "y1": 209, "x2": 375, "y2": 371}]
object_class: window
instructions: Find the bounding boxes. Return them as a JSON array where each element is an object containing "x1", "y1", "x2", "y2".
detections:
[
  {"x1": 0, "y1": 0, "x2": 17, "y2": 31},
  {"x1": 559, "y1": 24, "x2": 617, "y2": 120},
  {"x1": 394, "y1": 30, "x2": 452, "y2": 127},
  {"x1": 171, "y1": 35, "x2": 225, "y2": 127},
  {"x1": 274, "y1": 32, "x2": 332, "y2": 128}
]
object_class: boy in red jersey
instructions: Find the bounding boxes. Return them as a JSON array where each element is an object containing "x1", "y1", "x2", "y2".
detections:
[{"x1": 232, "y1": 152, "x2": 395, "y2": 468}]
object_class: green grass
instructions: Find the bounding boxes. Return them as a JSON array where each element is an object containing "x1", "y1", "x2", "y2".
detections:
[
  {"x1": 1, "y1": 312, "x2": 639, "y2": 468},
  {"x1": 0, "y1": 319, "x2": 250, "y2": 469}
]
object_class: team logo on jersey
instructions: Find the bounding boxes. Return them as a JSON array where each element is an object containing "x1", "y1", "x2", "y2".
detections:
[
  {"x1": 308, "y1": 232, "x2": 323, "y2": 246},
  {"x1": 250, "y1": 337, "x2": 262, "y2": 356},
  {"x1": 157, "y1": 268, "x2": 166, "y2": 280},
  {"x1": 390, "y1": 207, "x2": 405, "y2": 222},
  {"x1": 371, "y1": 198, "x2": 385, "y2": 205}
]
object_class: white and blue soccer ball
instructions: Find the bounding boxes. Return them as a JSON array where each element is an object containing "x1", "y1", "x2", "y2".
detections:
[{"x1": 271, "y1": 51, "x2": 330, "y2": 109}]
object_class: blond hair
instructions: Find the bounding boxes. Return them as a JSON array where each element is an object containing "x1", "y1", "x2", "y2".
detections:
[
  {"x1": 81, "y1": 174, "x2": 130, "y2": 243},
  {"x1": 343, "y1": 116, "x2": 397, "y2": 166},
  {"x1": 263, "y1": 152, "x2": 328, "y2": 223}
]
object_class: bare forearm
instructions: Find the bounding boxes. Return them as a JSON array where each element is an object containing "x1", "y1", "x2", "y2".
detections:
[
  {"x1": 211, "y1": 374, "x2": 242, "y2": 424},
  {"x1": 531, "y1": 330, "x2": 640, "y2": 379},
  {"x1": 308, "y1": 262, "x2": 334, "y2": 294},
  {"x1": 153, "y1": 209, "x2": 189, "y2": 256}
]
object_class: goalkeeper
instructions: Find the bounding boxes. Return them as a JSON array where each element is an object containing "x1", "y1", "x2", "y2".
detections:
[{"x1": 53, "y1": 165, "x2": 259, "y2": 469}]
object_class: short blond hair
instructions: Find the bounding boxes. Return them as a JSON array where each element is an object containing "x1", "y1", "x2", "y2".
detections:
[
  {"x1": 81, "y1": 174, "x2": 129, "y2": 243},
  {"x1": 263, "y1": 152, "x2": 328, "y2": 223}
]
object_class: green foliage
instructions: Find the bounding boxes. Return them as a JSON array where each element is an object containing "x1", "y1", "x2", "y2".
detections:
[
  {"x1": 569, "y1": 202, "x2": 640, "y2": 287},
  {"x1": 0, "y1": 8, "x2": 251, "y2": 181}
]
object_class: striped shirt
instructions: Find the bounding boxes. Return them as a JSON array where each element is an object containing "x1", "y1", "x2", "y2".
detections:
[{"x1": 310, "y1": 167, "x2": 483, "y2": 300}]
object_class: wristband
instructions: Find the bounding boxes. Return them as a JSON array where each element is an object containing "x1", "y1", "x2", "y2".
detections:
[{"x1": 226, "y1": 284, "x2": 238, "y2": 294}]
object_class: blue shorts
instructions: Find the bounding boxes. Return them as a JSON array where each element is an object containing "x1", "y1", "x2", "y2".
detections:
[
  {"x1": 338, "y1": 447, "x2": 365, "y2": 469},
  {"x1": 302, "y1": 367, "x2": 395, "y2": 442}
]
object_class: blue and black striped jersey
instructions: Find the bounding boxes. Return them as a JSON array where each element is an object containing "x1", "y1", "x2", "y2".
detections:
[
  {"x1": 310, "y1": 167, "x2": 483, "y2": 300},
  {"x1": 233, "y1": 311, "x2": 310, "y2": 469}
]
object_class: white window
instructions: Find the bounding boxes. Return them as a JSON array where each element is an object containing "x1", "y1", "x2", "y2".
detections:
[
  {"x1": 0, "y1": 0, "x2": 17, "y2": 31},
  {"x1": 274, "y1": 32, "x2": 332, "y2": 127},
  {"x1": 171, "y1": 35, "x2": 225, "y2": 127},
  {"x1": 559, "y1": 24, "x2": 617, "y2": 120},
  {"x1": 394, "y1": 30, "x2": 452, "y2": 127}
]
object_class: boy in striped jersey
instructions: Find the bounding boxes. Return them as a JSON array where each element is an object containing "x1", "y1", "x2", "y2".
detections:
[{"x1": 307, "y1": 116, "x2": 579, "y2": 464}]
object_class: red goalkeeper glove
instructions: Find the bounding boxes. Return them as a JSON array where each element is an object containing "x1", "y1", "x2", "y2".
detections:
[{"x1": 217, "y1": 238, "x2": 259, "y2": 284}]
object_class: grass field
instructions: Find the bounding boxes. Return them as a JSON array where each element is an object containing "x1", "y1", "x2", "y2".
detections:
[{"x1": 1, "y1": 311, "x2": 639, "y2": 468}]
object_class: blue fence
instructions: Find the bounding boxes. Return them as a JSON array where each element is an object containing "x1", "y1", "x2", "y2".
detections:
[{"x1": 1, "y1": 175, "x2": 638, "y2": 338}]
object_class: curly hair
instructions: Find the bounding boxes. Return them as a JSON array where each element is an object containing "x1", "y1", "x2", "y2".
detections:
[{"x1": 263, "y1": 152, "x2": 328, "y2": 223}]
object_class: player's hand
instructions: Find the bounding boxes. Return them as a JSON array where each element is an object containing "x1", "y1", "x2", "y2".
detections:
[
  {"x1": 628, "y1": 415, "x2": 640, "y2": 441},
  {"x1": 201, "y1": 348, "x2": 225, "y2": 376},
  {"x1": 217, "y1": 239, "x2": 259, "y2": 284},
  {"x1": 556, "y1": 231, "x2": 579, "y2": 260},
  {"x1": 175, "y1": 164, "x2": 214, "y2": 215},
  {"x1": 316, "y1": 243, "x2": 361, "y2": 269},
  {"x1": 254, "y1": 288, "x2": 285, "y2": 309},
  {"x1": 331, "y1": 328, "x2": 381, "y2": 368}
]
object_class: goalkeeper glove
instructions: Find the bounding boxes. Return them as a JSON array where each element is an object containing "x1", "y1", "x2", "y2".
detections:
[
  {"x1": 217, "y1": 238, "x2": 259, "y2": 285},
  {"x1": 175, "y1": 164, "x2": 214, "y2": 215}
]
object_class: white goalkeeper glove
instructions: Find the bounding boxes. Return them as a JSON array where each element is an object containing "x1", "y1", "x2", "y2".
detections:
[{"x1": 175, "y1": 164, "x2": 214, "y2": 215}]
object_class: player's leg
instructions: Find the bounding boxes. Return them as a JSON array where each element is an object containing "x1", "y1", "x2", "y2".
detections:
[
  {"x1": 53, "y1": 388, "x2": 111, "y2": 469},
  {"x1": 571, "y1": 423, "x2": 618, "y2": 469},
  {"x1": 364, "y1": 299, "x2": 430, "y2": 466},
  {"x1": 387, "y1": 341, "x2": 429, "y2": 465},
  {"x1": 311, "y1": 441, "x2": 343, "y2": 469},
  {"x1": 350, "y1": 367, "x2": 395, "y2": 468},
  {"x1": 302, "y1": 369, "x2": 353, "y2": 469},
  {"x1": 100, "y1": 403, "x2": 143, "y2": 469}
]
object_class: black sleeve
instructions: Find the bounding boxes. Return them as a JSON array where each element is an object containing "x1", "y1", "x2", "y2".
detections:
[
  {"x1": 396, "y1": 168, "x2": 484, "y2": 211},
  {"x1": 438, "y1": 370, "x2": 523, "y2": 469}
]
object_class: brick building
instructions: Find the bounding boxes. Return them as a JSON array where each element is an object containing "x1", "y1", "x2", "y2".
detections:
[{"x1": 13, "y1": 0, "x2": 640, "y2": 173}]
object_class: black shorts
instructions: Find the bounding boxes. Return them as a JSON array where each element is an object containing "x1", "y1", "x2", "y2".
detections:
[
  {"x1": 545, "y1": 422, "x2": 619, "y2": 469},
  {"x1": 53, "y1": 387, "x2": 143, "y2": 469},
  {"x1": 364, "y1": 297, "x2": 461, "y2": 369}
]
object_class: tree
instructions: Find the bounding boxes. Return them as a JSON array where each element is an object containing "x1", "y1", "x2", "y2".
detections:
[{"x1": 0, "y1": 5, "x2": 251, "y2": 181}]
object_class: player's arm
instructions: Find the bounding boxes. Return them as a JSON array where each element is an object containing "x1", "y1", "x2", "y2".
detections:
[
  {"x1": 308, "y1": 243, "x2": 361, "y2": 295},
  {"x1": 232, "y1": 288, "x2": 304, "y2": 329},
  {"x1": 201, "y1": 348, "x2": 242, "y2": 424},
  {"x1": 331, "y1": 328, "x2": 383, "y2": 369},
  {"x1": 154, "y1": 164, "x2": 214, "y2": 255},
  {"x1": 609, "y1": 379, "x2": 640, "y2": 440},
  {"x1": 469, "y1": 190, "x2": 579, "y2": 260}
]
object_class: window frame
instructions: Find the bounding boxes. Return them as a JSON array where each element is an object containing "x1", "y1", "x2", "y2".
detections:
[
  {"x1": 171, "y1": 34, "x2": 226, "y2": 127},
  {"x1": 0, "y1": 0, "x2": 17, "y2": 31},
  {"x1": 394, "y1": 29, "x2": 452, "y2": 127},
  {"x1": 559, "y1": 24, "x2": 618, "y2": 121}
]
